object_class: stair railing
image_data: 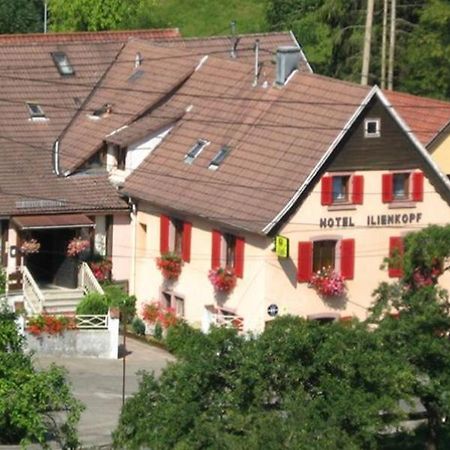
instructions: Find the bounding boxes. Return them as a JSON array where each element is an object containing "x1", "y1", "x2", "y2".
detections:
[
  {"x1": 22, "y1": 266, "x2": 45, "y2": 314},
  {"x1": 79, "y1": 262, "x2": 104, "y2": 296}
]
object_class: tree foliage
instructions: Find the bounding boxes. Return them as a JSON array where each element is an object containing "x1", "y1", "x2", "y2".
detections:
[
  {"x1": 369, "y1": 225, "x2": 450, "y2": 450},
  {"x1": 0, "y1": 305, "x2": 83, "y2": 448},
  {"x1": 114, "y1": 319, "x2": 411, "y2": 449},
  {"x1": 0, "y1": 0, "x2": 43, "y2": 34}
]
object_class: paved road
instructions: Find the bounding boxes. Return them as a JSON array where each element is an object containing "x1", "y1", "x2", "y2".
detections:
[{"x1": 33, "y1": 337, "x2": 175, "y2": 448}]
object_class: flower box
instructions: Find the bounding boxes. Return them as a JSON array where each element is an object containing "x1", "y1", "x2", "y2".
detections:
[
  {"x1": 157, "y1": 252, "x2": 183, "y2": 280},
  {"x1": 310, "y1": 267, "x2": 346, "y2": 298},
  {"x1": 208, "y1": 267, "x2": 237, "y2": 293}
]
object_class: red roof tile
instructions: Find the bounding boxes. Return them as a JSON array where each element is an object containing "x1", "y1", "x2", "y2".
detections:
[{"x1": 385, "y1": 90, "x2": 450, "y2": 146}]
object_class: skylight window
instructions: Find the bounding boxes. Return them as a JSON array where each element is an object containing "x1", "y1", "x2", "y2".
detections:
[
  {"x1": 51, "y1": 52, "x2": 74, "y2": 76},
  {"x1": 208, "y1": 145, "x2": 230, "y2": 171},
  {"x1": 26, "y1": 102, "x2": 46, "y2": 120},
  {"x1": 184, "y1": 139, "x2": 209, "y2": 164},
  {"x1": 89, "y1": 103, "x2": 112, "y2": 120}
]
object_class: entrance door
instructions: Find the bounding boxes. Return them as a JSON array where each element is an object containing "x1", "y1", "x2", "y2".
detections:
[{"x1": 26, "y1": 229, "x2": 78, "y2": 288}]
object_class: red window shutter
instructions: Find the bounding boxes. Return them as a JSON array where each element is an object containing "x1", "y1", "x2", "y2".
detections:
[
  {"x1": 382, "y1": 173, "x2": 393, "y2": 203},
  {"x1": 182, "y1": 222, "x2": 192, "y2": 263},
  {"x1": 297, "y1": 242, "x2": 313, "y2": 283},
  {"x1": 389, "y1": 237, "x2": 404, "y2": 278},
  {"x1": 234, "y1": 236, "x2": 245, "y2": 278},
  {"x1": 160, "y1": 215, "x2": 170, "y2": 254},
  {"x1": 412, "y1": 172, "x2": 424, "y2": 202},
  {"x1": 352, "y1": 175, "x2": 364, "y2": 205},
  {"x1": 321, "y1": 176, "x2": 333, "y2": 206},
  {"x1": 211, "y1": 230, "x2": 222, "y2": 269},
  {"x1": 340, "y1": 239, "x2": 355, "y2": 280}
]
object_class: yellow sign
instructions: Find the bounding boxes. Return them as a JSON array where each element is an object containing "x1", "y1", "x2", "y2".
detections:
[{"x1": 275, "y1": 235, "x2": 289, "y2": 258}]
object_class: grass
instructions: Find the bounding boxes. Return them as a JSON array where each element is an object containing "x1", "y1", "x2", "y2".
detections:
[{"x1": 143, "y1": 0, "x2": 269, "y2": 37}]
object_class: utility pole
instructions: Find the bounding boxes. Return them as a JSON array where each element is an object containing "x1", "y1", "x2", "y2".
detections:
[
  {"x1": 361, "y1": 0, "x2": 375, "y2": 85},
  {"x1": 381, "y1": 0, "x2": 388, "y2": 89},
  {"x1": 388, "y1": 0, "x2": 396, "y2": 90}
]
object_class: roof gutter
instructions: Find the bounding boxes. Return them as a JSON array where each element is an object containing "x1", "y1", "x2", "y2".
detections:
[{"x1": 262, "y1": 85, "x2": 378, "y2": 235}]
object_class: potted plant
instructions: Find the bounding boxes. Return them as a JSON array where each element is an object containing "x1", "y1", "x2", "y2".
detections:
[
  {"x1": 310, "y1": 267, "x2": 346, "y2": 298},
  {"x1": 20, "y1": 238, "x2": 40, "y2": 255},
  {"x1": 157, "y1": 252, "x2": 183, "y2": 280},
  {"x1": 208, "y1": 267, "x2": 237, "y2": 294}
]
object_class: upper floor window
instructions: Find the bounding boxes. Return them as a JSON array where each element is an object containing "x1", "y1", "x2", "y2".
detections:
[
  {"x1": 160, "y1": 215, "x2": 191, "y2": 262},
  {"x1": 364, "y1": 118, "x2": 380, "y2": 138},
  {"x1": 211, "y1": 230, "x2": 245, "y2": 278},
  {"x1": 51, "y1": 52, "x2": 74, "y2": 76},
  {"x1": 382, "y1": 171, "x2": 424, "y2": 203},
  {"x1": 321, "y1": 174, "x2": 364, "y2": 206}
]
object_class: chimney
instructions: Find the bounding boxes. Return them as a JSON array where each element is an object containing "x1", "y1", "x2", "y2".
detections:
[
  {"x1": 230, "y1": 20, "x2": 239, "y2": 58},
  {"x1": 276, "y1": 46, "x2": 300, "y2": 85}
]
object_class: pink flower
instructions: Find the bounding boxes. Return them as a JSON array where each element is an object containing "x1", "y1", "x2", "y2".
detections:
[
  {"x1": 208, "y1": 267, "x2": 237, "y2": 293},
  {"x1": 310, "y1": 267, "x2": 346, "y2": 297}
]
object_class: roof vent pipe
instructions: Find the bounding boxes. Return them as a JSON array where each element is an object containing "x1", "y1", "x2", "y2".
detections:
[
  {"x1": 275, "y1": 46, "x2": 300, "y2": 85},
  {"x1": 253, "y1": 39, "x2": 260, "y2": 87},
  {"x1": 53, "y1": 139, "x2": 60, "y2": 176},
  {"x1": 230, "y1": 21, "x2": 240, "y2": 58},
  {"x1": 134, "y1": 52, "x2": 143, "y2": 68}
]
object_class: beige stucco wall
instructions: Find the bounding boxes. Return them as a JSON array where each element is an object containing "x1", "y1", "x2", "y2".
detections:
[
  {"x1": 132, "y1": 202, "x2": 268, "y2": 332},
  {"x1": 430, "y1": 132, "x2": 450, "y2": 175},
  {"x1": 111, "y1": 214, "x2": 132, "y2": 283},
  {"x1": 267, "y1": 169, "x2": 450, "y2": 323}
]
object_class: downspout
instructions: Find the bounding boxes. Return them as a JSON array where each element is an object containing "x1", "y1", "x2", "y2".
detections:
[{"x1": 129, "y1": 199, "x2": 137, "y2": 296}]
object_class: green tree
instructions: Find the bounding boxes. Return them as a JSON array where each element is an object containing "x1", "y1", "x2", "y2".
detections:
[
  {"x1": 49, "y1": 0, "x2": 140, "y2": 32},
  {"x1": 369, "y1": 225, "x2": 450, "y2": 450},
  {"x1": 114, "y1": 319, "x2": 412, "y2": 449},
  {"x1": 0, "y1": 305, "x2": 83, "y2": 448},
  {"x1": 0, "y1": 0, "x2": 44, "y2": 34}
]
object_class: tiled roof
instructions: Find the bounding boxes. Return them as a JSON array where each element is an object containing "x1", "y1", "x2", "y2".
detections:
[
  {"x1": 57, "y1": 40, "x2": 200, "y2": 173},
  {"x1": 123, "y1": 57, "x2": 369, "y2": 234},
  {"x1": 385, "y1": 90, "x2": 450, "y2": 146},
  {"x1": 0, "y1": 28, "x2": 181, "y2": 44}
]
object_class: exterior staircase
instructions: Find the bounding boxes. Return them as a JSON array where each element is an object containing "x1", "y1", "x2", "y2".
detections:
[{"x1": 41, "y1": 287, "x2": 86, "y2": 315}]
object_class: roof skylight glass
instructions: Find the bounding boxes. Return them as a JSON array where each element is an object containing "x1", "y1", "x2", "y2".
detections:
[
  {"x1": 208, "y1": 145, "x2": 230, "y2": 170},
  {"x1": 26, "y1": 102, "x2": 46, "y2": 119},
  {"x1": 184, "y1": 139, "x2": 209, "y2": 164},
  {"x1": 51, "y1": 52, "x2": 74, "y2": 76}
]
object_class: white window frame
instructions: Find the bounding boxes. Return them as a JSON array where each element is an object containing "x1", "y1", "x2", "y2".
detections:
[
  {"x1": 364, "y1": 118, "x2": 381, "y2": 138},
  {"x1": 160, "y1": 289, "x2": 185, "y2": 318}
]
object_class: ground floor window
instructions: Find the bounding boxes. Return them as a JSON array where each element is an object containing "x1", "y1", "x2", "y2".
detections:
[{"x1": 161, "y1": 290, "x2": 185, "y2": 317}]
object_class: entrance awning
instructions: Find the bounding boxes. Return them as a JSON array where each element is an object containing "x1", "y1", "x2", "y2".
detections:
[{"x1": 12, "y1": 214, "x2": 95, "y2": 230}]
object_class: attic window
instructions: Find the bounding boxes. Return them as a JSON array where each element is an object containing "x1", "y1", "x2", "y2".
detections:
[
  {"x1": 51, "y1": 52, "x2": 74, "y2": 76},
  {"x1": 209, "y1": 146, "x2": 230, "y2": 171},
  {"x1": 26, "y1": 102, "x2": 46, "y2": 120},
  {"x1": 184, "y1": 139, "x2": 209, "y2": 164},
  {"x1": 89, "y1": 103, "x2": 112, "y2": 120},
  {"x1": 364, "y1": 118, "x2": 380, "y2": 138}
]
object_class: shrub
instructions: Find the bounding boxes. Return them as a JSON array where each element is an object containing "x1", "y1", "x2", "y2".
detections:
[
  {"x1": 132, "y1": 317, "x2": 146, "y2": 336},
  {"x1": 165, "y1": 321, "x2": 204, "y2": 356},
  {"x1": 0, "y1": 266, "x2": 6, "y2": 295},
  {"x1": 76, "y1": 292, "x2": 108, "y2": 315},
  {"x1": 104, "y1": 284, "x2": 136, "y2": 321},
  {"x1": 153, "y1": 322, "x2": 163, "y2": 340}
]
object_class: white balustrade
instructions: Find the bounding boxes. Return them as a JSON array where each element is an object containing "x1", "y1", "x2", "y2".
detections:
[
  {"x1": 22, "y1": 266, "x2": 44, "y2": 314},
  {"x1": 79, "y1": 262, "x2": 104, "y2": 296},
  {"x1": 76, "y1": 314, "x2": 108, "y2": 329}
]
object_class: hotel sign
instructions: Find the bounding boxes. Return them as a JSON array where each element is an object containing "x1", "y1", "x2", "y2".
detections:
[{"x1": 320, "y1": 212, "x2": 423, "y2": 229}]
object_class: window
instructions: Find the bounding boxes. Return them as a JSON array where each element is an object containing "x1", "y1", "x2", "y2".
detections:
[
  {"x1": 185, "y1": 139, "x2": 209, "y2": 164},
  {"x1": 321, "y1": 174, "x2": 364, "y2": 206},
  {"x1": 117, "y1": 147, "x2": 127, "y2": 170},
  {"x1": 211, "y1": 230, "x2": 245, "y2": 278},
  {"x1": 297, "y1": 238, "x2": 354, "y2": 282},
  {"x1": 51, "y1": 52, "x2": 74, "y2": 76},
  {"x1": 312, "y1": 240, "x2": 336, "y2": 272},
  {"x1": 26, "y1": 102, "x2": 46, "y2": 119},
  {"x1": 382, "y1": 171, "x2": 424, "y2": 203},
  {"x1": 161, "y1": 291, "x2": 185, "y2": 317},
  {"x1": 364, "y1": 118, "x2": 380, "y2": 137},
  {"x1": 160, "y1": 215, "x2": 191, "y2": 262},
  {"x1": 209, "y1": 145, "x2": 230, "y2": 170}
]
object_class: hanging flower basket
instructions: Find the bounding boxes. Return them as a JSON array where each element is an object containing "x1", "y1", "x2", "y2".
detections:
[
  {"x1": 67, "y1": 237, "x2": 90, "y2": 258},
  {"x1": 310, "y1": 267, "x2": 346, "y2": 298},
  {"x1": 157, "y1": 252, "x2": 183, "y2": 280},
  {"x1": 208, "y1": 267, "x2": 237, "y2": 293},
  {"x1": 20, "y1": 239, "x2": 41, "y2": 255}
]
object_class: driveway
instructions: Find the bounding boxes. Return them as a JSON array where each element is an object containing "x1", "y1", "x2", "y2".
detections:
[{"x1": 33, "y1": 337, "x2": 175, "y2": 448}]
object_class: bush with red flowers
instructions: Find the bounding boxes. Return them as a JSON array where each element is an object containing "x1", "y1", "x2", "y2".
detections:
[
  {"x1": 89, "y1": 258, "x2": 112, "y2": 282},
  {"x1": 310, "y1": 267, "x2": 346, "y2": 298},
  {"x1": 208, "y1": 267, "x2": 237, "y2": 293},
  {"x1": 157, "y1": 253, "x2": 183, "y2": 280},
  {"x1": 142, "y1": 301, "x2": 178, "y2": 329},
  {"x1": 27, "y1": 314, "x2": 77, "y2": 336}
]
